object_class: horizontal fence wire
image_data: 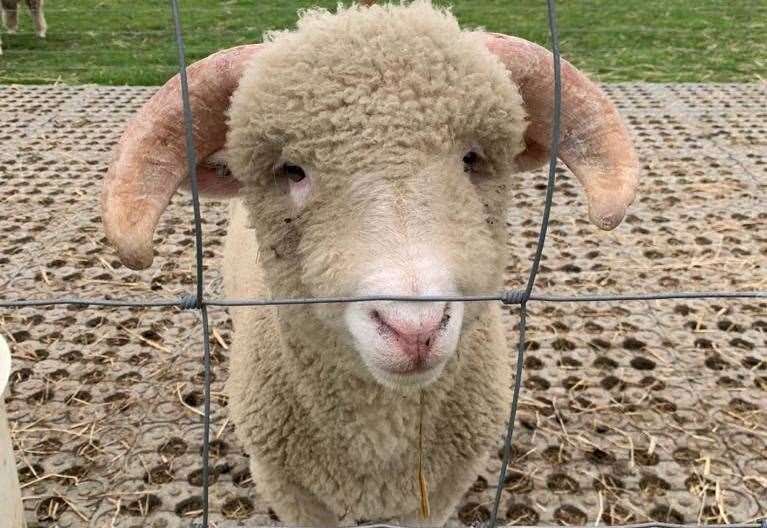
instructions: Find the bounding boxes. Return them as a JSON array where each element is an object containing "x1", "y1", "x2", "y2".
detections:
[
  {"x1": 331, "y1": 524, "x2": 767, "y2": 528},
  {"x1": 353, "y1": 524, "x2": 767, "y2": 528},
  {"x1": 1, "y1": 290, "x2": 765, "y2": 309},
  {"x1": 0, "y1": 0, "x2": 765, "y2": 527},
  {"x1": 124, "y1": 524, "x2": 765, "y2": 528}
]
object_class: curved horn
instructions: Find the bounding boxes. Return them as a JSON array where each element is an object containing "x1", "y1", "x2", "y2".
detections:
[
  {"x1": 486, "y1": 34, "x2": 639, "y2": 230},
  {"x1": 102, "y1": 44, "x2": 264, "y2": 270}
]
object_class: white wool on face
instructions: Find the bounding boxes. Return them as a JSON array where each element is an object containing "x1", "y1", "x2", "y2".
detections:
[
  {"x1": 227, "y1": 0, "x2": 526, "y2": 181},
  {"x1": 222, "y1": 2, "x2": 522, "y2": 523}
]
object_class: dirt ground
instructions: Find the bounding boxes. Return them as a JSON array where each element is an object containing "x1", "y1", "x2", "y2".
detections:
[{"x1": 0, "y1": 83, "x2": 765, "y2": 528}]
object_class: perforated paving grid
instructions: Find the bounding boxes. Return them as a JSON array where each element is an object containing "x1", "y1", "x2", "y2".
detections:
[{"x1": 0, "y1": 83, "x2": 765, "y2": 528}]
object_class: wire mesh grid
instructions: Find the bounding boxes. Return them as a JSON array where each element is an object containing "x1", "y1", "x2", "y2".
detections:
[{"x1": 1, "y1": 0, "x2": 766, "y2": 527}]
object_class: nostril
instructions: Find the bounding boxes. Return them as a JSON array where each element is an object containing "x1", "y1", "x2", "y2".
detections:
[{"x1": 370, "y1": 302, "x2": 452, "y2": 341}]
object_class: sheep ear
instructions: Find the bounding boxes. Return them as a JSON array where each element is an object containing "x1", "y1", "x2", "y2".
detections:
[
  {"x1": 102, "y1": 44, "x2": 264, "y2": 270},
  {"x1": 485, "y1": 34, "x2": 639, "y2": 231},
  {"x1": 183, "y1": 150, "x2": 241, "y2": 199}
]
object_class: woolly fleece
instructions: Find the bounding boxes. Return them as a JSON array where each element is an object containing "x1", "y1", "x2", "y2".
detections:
[{"x1": 223, "y1": 2, "x2": 528, "y2": 525}]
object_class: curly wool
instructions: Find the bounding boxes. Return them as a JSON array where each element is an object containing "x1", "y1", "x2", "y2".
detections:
[
  {"x1": 223, "y1": 1, "x2": 527, "y2": 524},
  {"x1": 227, "y1": 1, "x2": 526, "y2": 179}
]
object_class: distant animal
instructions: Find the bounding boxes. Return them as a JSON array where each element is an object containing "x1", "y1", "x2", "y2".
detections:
[
  {"x1": 102, "y1": 1, "x2": 639, "y2": 525},
  {"x1": 0, "y1": 0, "x2": 47, "y2": 55}
]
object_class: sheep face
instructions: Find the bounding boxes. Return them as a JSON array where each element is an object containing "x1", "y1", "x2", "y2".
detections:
[
  {"x1": 226, "y1": 3, "x2": 527, "y2": 388},
  {"x1": 103, "y1": 3, "x2": 639, "y2": 391}
]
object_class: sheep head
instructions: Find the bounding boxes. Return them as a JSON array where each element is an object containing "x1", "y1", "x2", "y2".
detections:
[{"x1": 102, "y1": 2, "x2": 639, "y2": 388}]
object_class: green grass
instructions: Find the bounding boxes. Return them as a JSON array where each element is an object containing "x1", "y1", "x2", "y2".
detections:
[{"x1": 0, "y1": 0, "x2": 764, "y2": 85}]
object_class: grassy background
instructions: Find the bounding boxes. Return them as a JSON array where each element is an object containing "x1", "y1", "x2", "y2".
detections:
[{"x1": 0, "y1": 0, "x2": 765, "y2": 85}]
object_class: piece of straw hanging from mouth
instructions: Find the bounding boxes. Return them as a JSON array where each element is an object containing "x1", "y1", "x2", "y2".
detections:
[{"x1": 418, "y1": 390, "x2": 430, "y2": 519}]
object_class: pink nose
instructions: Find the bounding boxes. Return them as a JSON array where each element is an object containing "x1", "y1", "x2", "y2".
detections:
[{"x1": 371, "y1": 304, "x2": 448, "y2": 360}]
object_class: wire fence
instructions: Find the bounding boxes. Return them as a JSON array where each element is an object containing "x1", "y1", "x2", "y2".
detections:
[{"x1": 0, "y1": 0, "x2": 765, "y2": 527}]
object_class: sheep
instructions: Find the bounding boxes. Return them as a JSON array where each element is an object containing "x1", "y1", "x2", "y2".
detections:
[
  {"x1": 0, "y1": 335, "x2": 25, "y2": 527},
  {"x1": 101, "y1": 1, "x2": 639, "y2": 525},
  {"x1": 0, "y1": 0, "x2": 46, "y2": 55}
]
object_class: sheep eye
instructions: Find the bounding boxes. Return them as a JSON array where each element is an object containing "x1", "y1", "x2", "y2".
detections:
[
  {"x1": 282, "y1": 163, "x2": 306, "y2": 183},
  {"x1": 462, "y1": 150, "x2": 479, "y2": 172}
]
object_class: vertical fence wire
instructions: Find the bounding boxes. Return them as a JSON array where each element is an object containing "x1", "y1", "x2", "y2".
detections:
[
  {"x1": 168, "y1": 0, "x2": 213, "y2": 525},
  {"x1": 489, "y1": 0, "x2": 562, "y2": 526}
]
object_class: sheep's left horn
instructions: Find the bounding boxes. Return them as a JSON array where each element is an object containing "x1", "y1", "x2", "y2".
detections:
[
  {"x1": 486, "y1": 34, "x2": 639, "y2": 230},
  {"x1": 102, "y1": 44, "x2": 264, "y2": 270}
]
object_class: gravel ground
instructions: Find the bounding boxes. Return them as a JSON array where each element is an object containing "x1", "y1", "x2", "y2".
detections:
[{"x1": 0, "y1": 83, "x2": 765, "y2": 528}]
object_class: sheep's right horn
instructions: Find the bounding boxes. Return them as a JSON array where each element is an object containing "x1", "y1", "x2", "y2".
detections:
[
  {"x1": 102, "y1": 44, "x2": 264, "y2": 270},
  {"x1": 486, "y1": 34, "x2": 639, "y2": 230}
]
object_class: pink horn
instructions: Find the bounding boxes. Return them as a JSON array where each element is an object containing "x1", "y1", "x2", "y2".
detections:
[
  {"x1": 486, "y1": 34, "x2": 639, "y2": 230},
  {"x1": 102, "y1": 44, "x2": 265, "y2": 270}
]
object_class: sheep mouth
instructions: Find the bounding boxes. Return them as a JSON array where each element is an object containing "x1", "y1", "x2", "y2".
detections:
[
  {"x1": 377, "y1": 358, "x2": 435, "y2": 376},
  {"x1": 366, "y1": 360, "x2": 447, "y2": 389}
]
